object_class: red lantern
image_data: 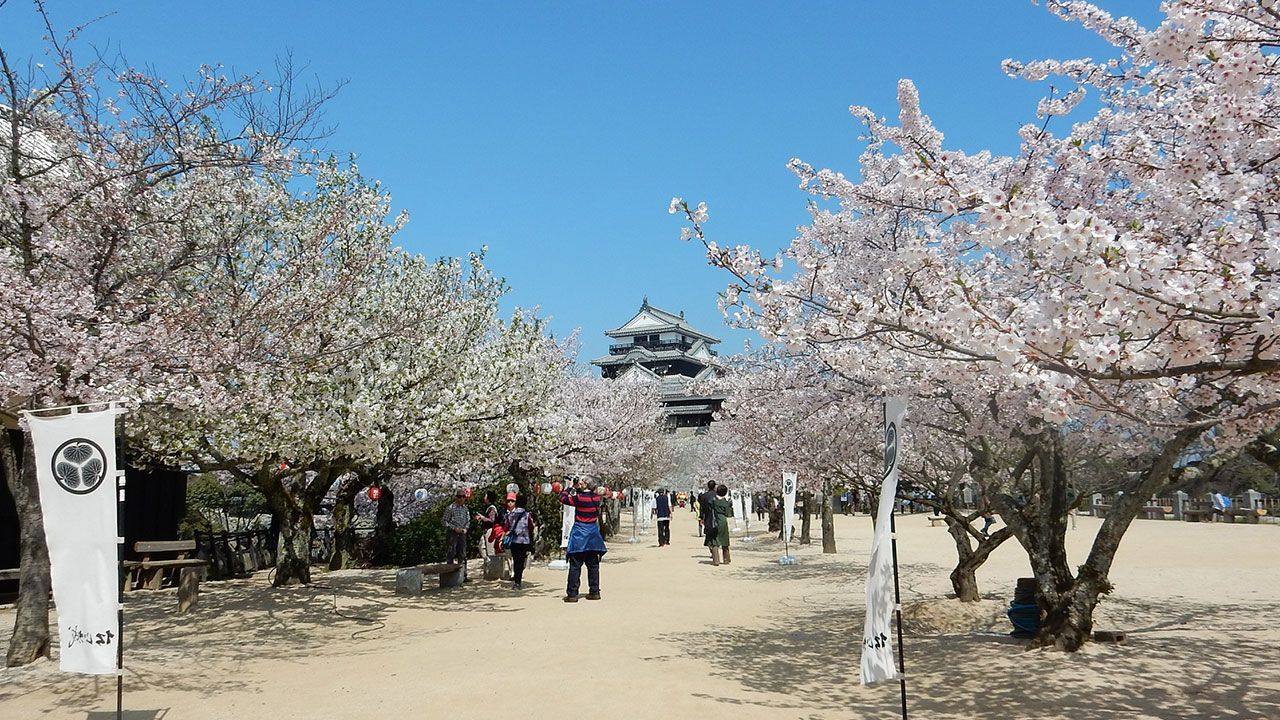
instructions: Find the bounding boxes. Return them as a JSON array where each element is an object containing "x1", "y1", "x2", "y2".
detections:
[
  {"x1": 463, "y1": 487, "x2": 473, "y2": 499},
  {"x1": 551, "y1": 481, "x2": 563, "y2": 494},
  {"x1": 367, "y1": 485, "x2": 382, "y2": 501}
]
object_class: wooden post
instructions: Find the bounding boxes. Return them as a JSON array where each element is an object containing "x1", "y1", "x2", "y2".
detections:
[{"x1": 177, "y1": 567, "x2": 201, "y2": 614}]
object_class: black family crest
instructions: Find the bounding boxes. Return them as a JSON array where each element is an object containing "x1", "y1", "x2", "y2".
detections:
[
  {"x1": 883, "y1": 422, "x2": 898, "y2": 479},
  {"x1": 51, "y1": 438, "x2": 107, "y2": 494}
]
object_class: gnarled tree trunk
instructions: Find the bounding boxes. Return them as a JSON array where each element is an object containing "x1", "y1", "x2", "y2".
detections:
[
  {"x1": 4, "y1": 431, "x2": 52, "y2": 667},
  {"x1": 944, "y1": 512, "x2": 1012, "y2": 602},
  {"x1": 258, "y1": 466, "x2": 340, "y2": 586},
  {"x1": 988, "y1": 427, "x2": 1199, "y2": 650}
]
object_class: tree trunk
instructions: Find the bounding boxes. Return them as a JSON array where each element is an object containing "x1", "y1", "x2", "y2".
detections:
[
  {"x1": 372, "y1": 482, "x2": 394, "y2": 565},
  {"x1": 799, "y1": 491, "x2": 813, "y2": 544},
  {"x1": 988, "y1": 427, "x2": 1199, "y2": 650},
  {"x1": 257, "y1": 467, "x2": 337, "y2": 587},
  {"x1": 273, "y1": 509, "x2": 314, "y2": 586},
  {"x1": 821, "y1": 485, "x2": 836, "y2": 554},
  {"x1": 4, "y1": 431, "x2": 52, "y2": 667},
  {"x1": 944, "y1": 511, "x2": 1012, "y2": 602},
  {"x1": 328, "y1": 475, "x2": 365, "y2": 571},
  {"x1": 768, "y1": 502, "x2": 782, "y2": 533}
]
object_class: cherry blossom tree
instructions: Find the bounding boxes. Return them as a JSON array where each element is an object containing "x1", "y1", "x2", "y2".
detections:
[
  {"x1": 1, "y1": 11, "x2": 332, "y2": 664},
  {"x1": 673, "y1": 0, "x2": 1280, "y2": 649}
]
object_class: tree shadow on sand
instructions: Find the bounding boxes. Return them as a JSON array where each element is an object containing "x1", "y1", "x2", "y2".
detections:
[
  {"x1": 0, "y1": 565, "x2": 541, "y2": 713},
  {"x1": 672, "y1": 594, "x2": 1280, "y2": 719}
]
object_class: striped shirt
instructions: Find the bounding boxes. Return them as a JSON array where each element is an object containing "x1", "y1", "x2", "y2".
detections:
[
  {"x1": 561, "y1": 490, "x2": 601, "y2": 524},
  {"x1": 442, "y1": 502, "x2": 471, "y2": 532}
]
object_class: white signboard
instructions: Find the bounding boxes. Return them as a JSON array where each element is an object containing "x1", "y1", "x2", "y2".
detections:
[
  {"x1": 729, "y1": 488, "x2": 744, "y2": 529},
  {"x1": 560, "y1": 503, "x2": 575, "y2": 549},
  {"x1": 26, "y1": 407, "x2": 124, "y2": 675},
  {"x1": 861, "y1": 397, "x2": 907, "y2": 685},
  {"x1": 781, "y1": 471, "x2": 797, "y2": 543}
]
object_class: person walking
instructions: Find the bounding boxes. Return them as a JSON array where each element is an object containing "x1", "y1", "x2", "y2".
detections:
[
  {"x1": 442, "y1": 489, "x2": 471, "y2": 582},
  {"x1": 692, "y1": 494, "x2": 703, "y2": 537},
  {"x1": 504, "y1": 494, "x2": 536, "y2": 590},
  {"x1": 711, "y1": 484, "x2": 734, "y2": 564},
  {"x1": 699, "y1": 480, "x2": 722, "y2": 565},
  {"x1": 652, "y1": 488, "x2": 673, "y2": 546},
  {"x1": 561, "y1": 479, "x2": 607, "y2": 602}
]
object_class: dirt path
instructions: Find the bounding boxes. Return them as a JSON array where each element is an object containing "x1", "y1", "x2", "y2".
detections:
[{"x1": 2, "y1": 510, "x2": 1278, "y2": 719}]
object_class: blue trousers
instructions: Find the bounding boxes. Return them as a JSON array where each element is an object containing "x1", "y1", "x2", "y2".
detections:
[{"x1": 566, "y1": 551, "x2": 601, "y2": 597}]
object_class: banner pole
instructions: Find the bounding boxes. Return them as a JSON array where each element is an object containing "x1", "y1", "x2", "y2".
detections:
[
  {"x1": 886, "y1": 402, "x2": 908, "y2": 720},
  {"x1": 115, "y1": 469, "x2": 125, "y2": 720}
]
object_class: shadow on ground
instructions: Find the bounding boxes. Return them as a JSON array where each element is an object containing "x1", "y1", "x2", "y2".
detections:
[
  {"x1": 0, "y1": 563, "x2": 536, "y2": 713},
  {"x1": 671, "y1": 593, "x2": 1280, "y2": 719}
]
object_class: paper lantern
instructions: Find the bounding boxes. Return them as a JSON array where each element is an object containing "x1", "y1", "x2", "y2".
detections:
[
  {"x1": 463, "y1": 487, "x2": 473, "y2": 499},
  {"x1": 551, "y1": 481, "x2": 563, "y2": 494},
  {"x1": 540, "y1": 482, "x2": 552, "y2": 494},
  {"x1": 613, "y1": 491, "x2": 622, "y2": 500},
  {"x1": 367, "y1": 485, "x2": 382, "y2": 501},
  {"x1": 413, "y1": 488, "x2": 428, "y2": 502},
  {"x1": 599, "y1": 485, "x2": 610, "y2": 495}
]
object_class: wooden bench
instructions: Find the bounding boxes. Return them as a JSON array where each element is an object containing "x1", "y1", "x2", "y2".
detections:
[
  {"x1": 1141, "y1": 505, "x2": 1171, "y2": 520},
  {"x1": 122, "y1": 540, "x2": 208, "y2": 613},
  {"x1": 0, "y1": 568, "x2": 18, "y2": 582},
  {"x1": 1092, "y1": 503, "x2": 1111, "y2": 518},
  {"x1": 1223, "y1": 507, "x2": 1264, "y2": 524},
  {"x1": 928, "y1": 517, "x2": 945, "y2": 527},
  {"x1": 1182, "y1": 508, "x2": 1215, "y2": 522}
]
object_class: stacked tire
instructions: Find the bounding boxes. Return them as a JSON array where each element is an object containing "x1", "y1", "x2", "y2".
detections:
[{"x1": 1006, "y1": 577, "x2": 1040, "y2": 638}]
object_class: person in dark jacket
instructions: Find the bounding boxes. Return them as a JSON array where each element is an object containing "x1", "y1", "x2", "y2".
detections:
[
  {"x1": 698, "y1": 480, "x2": 721, "y2": 565},
  {"x1": 652, "y1": 488, "x2": 673, "y2": 546}
]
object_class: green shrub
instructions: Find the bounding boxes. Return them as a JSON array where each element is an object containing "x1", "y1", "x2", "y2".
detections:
[{"x1": 387, "y1": 483, "x2": 505, "y2": 566}]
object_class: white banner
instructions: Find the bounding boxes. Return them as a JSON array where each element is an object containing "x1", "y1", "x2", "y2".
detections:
[
  {"x1": 560, "y1": 503, "x2": 575, "y2": 550},
  {"x1": 781, "y1": 471, "x2": 797, "y2": 543},
  {"x1": 740, "y1": 487, "x2": 751, "y2": 531},
  {"x1": 861, "y1": 397, "x2": 907, "y2": 685},
  {"x1": 26, "y1": 407, "x2": 124, "y2": 675},
  {"x1": 641, "y1": 489, "x2": 654, "y2": 529}
]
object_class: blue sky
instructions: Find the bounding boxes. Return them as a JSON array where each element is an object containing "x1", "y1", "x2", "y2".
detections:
[{"x1": 3, "y1": 1, "x2": 1163, "y2": 364}]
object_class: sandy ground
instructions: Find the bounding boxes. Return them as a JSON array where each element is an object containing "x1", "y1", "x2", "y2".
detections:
[{"x1": 1, "y1": 510, "x2": 1278, "y2": 720}]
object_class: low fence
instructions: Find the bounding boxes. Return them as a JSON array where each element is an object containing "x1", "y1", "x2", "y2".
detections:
[
  {"x1": 1093, "y1": 490, "x2": 1277, "y2": 521},
  {"x1": 194, "y1": 529, "x2": 276, "y2": 580},
  {"x1": 195, "y1": 525, "x2": 376, "y2": 579}
]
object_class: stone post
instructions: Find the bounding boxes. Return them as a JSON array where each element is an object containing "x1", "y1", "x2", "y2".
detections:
[
  {"x1": 1245, "y1": 488, "x2": 1262, "y2": 511},
  {"x1": 1173, "y1": 491, "x2": 1188, "y2": 521}
]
